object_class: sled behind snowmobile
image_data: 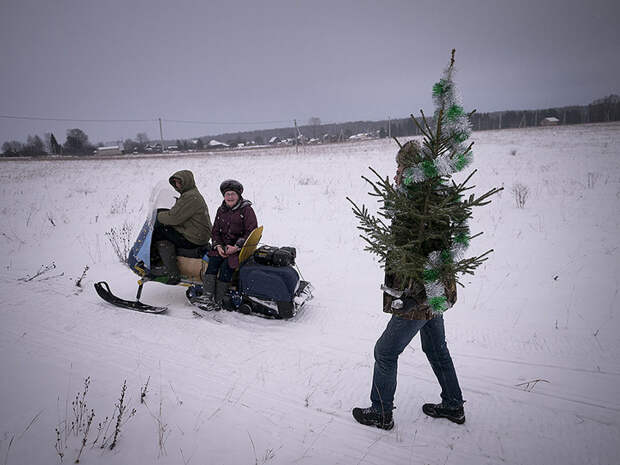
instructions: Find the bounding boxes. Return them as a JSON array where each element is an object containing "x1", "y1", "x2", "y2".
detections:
[{"x1": 186, "y1": 227, "x2": 314, "y2": 319}]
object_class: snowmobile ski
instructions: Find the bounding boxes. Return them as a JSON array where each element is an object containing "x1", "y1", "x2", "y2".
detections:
[{"x1": 94, "y1": 281, "x2": 167, "y2": 314}]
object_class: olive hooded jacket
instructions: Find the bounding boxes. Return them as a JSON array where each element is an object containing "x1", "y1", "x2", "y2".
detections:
[{"x1": 157, "y1": 170, "x2": 212, "y2": 246}]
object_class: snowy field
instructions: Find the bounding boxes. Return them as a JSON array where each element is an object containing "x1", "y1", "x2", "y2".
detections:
[{"x1": 1, "y1": 122, "x2": 619, "y2": 465}]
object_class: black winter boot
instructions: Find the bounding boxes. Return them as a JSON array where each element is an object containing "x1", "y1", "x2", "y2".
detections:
[
  {"x1": 214, "y1": 280, "x2": 231, "y2": 310},
  {"x1": 352, "y1": 407, "x2": 394, "y2": 430},
  {"x1": 201, "y1": 274, "x2": 216, "y2": 300},
  {"x1": 190, "y1": 274, "x2": 217, "y2": 310},
  {"x1": 155, "y1": 240, "x2": 180, "y2": 284},
  {"x1": 422, "y1": 403, "x2": 465, "y2": 424}
]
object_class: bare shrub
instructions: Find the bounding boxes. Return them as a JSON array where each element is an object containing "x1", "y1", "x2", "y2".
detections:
[
  {"x1": 510, "y1": 149, "x2": 517, "y2": 156},
  {"x1": 70, "y1": 377, "x2": 92, "y2": 437},
  {"x1": 74, "y1": 409, "x2": 95, "y2": 463},
  {"x1": 18, "y1": 262, "x2": 58, "y2": 282},
  {"x1": 75, "y1": 265, "x2": 89, "y2": 288},
  {"x1": 55, "y1": 377, "x2": 138, "y2": 463},
  {"x1": 587, "y1": 172, "x2": 601, "y2": 189},
  {"x1": 110, "y1": 195, "x2": 129, "y2": 215},
  {"x1": 54, "y1": 428, "x2": 64, "y2": 462},
  {"x1": 56, "y1": 377, "x2": 94, "y2": 463},
  {"x1": 105, "y1": 221, "x2": 133, "y2": 263},
  {"x1": 512, "y1": 183, "x2": 529, "y2": 208},
  {"x1": 25, "y1": 204, "x2": 40, "y2": 227},
  {"x1": 144, "y1": 397, "x2": 169, "y2": 457},
  {"x1": 108, "y1": 381, "x2": 132, "y2": 450},
  {"x1": 298, "y1": 176, "x2": 318, "y2": 186},
  {"x1": 515, "y1": 378, "x2": 550, "y2": 392},
  {"x1": 94, "y1": 380, "x2": 136, "y2": 450},
  {"x1": 2, "y1": 411, "x2": 42, "y2": 465},
  {"x1": 140, "y1": 377, "x2": 150, "y2": 404}
]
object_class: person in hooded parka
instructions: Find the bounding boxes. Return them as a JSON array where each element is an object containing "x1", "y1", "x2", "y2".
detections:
[{"x1": 154, "y1": 170, "x2": 212, "y2": 283}]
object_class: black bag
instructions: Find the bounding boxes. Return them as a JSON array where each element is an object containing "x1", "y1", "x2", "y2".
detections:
[{"x1": 254, "y1": 245, "x2": 296, "y2": 267}]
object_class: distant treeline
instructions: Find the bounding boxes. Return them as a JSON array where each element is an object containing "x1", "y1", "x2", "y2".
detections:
[
  {"x1": 206, "y1": 94, "x2": 620, "y2": 144},
  {"x1": 1, "y1": 128, "x2": 94, "y2": 158},
  {"x1": 2, "y1": 95, "x2": 619, "y2": 157}
]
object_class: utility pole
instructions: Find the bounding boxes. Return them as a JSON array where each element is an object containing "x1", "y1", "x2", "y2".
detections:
[
  {"x1": 388, "y1": 116, "x2": 391, "y2": 138},
  {"x1": 294, "y1": 119, "x2": 298, "y2": 154},
  {"x1": 159, "y1": 118, "x2": 164, "y2": 152}
]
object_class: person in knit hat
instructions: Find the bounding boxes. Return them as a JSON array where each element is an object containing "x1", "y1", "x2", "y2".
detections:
[{"x1": 196, "y1": 179, "x2": 257, "y2": 309}]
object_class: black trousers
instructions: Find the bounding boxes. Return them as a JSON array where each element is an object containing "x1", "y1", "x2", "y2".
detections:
[{"x1": 153, "y1": 219, "x2": 200, "y2": 249}]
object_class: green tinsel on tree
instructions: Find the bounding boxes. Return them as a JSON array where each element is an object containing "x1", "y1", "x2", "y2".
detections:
[{"x1": 347, "y1": 49, "x2": 503, "y2": 315}]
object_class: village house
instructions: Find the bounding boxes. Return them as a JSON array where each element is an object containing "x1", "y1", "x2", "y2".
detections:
[
  {"x1": 208, "y1": 139, "x2": 229, "y2": 149},
  {"x1": 95, "y1": 145, "x2": 122, "y2": 156},
  {"x1": 540, "y1": 117, "x2": 560, "y2": 126}
]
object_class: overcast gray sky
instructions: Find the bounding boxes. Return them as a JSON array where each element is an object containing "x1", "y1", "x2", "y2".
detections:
[{"x1": 1, "y1": 0, "x2": 618, "y2": 145}]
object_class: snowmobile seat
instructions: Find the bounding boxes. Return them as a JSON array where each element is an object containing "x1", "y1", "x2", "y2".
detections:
[{"x1": 174, "y1": 246, "x2": 210, "y2": 282}]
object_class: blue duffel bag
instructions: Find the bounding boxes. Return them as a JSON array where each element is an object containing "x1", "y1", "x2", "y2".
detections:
[{"x1": 239, "y1": 259, "x2": 300, "y2": 302}]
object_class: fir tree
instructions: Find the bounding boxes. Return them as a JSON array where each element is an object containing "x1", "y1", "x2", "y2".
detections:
[{"x1": 347, "y1": 50, "x2": 502, "y2": 314}]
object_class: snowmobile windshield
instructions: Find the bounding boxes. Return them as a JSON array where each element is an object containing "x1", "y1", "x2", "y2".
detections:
[
  {"x1": 148, "y1": 179, "x2": 179, "y2": 212},
  {"x1": 127, "y1": 180, "x2": 180, "y2": 274}
]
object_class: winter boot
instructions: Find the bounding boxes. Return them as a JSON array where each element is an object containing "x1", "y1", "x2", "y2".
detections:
[
  {"x1": 422, "y1": 403, "x2": 466, "y2": 424},
  {"x1": 149, "y1": 264, "x2": 168, "y2": 277},
  {"x1": 190, "y1": 274, "x2": 216, "y2": 309},
  {"x1": 201, "y1": 273, "x2": 216, "y2": 300},
  {"x1": 155, "y1": 240, "x2": 180, "y2": 285},
  {"x1": 352, "y1": 407, "x2": 394, "y2": 430},
  {"x1": 214, "y1": 280, "x2": 231, "y2": 311}
]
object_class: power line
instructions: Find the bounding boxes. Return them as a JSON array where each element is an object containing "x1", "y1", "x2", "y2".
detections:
[
  {"x1": 0, "y1": 114, "x2": 292, "y2": 126},
  {"x1": 163, "y1": 118, "x2": 291, "y2": 125},
  {"x1": 0, "y1": 114, "x2": 156, "y2": 123}
]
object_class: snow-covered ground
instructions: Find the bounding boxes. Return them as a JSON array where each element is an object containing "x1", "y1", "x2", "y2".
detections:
[{"x1": 1, "y1": 122, "x2": 619, "y2": 465}]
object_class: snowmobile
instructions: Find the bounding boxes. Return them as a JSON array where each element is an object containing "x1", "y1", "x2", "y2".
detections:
[{"x1": 95, "y1": 182, "x2": 314, "y2": 318}]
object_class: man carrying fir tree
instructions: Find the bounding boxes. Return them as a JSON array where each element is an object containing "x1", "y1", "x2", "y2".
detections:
[{"x1": 350, "y1": 50, "x2": 501, "y2": 430}]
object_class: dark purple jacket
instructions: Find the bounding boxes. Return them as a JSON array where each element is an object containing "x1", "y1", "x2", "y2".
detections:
[{"x1": 209, "y1": 198, "x2": 258, "y2": 269}]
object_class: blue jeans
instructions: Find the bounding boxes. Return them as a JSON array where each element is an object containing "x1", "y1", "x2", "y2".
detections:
[
  {"x1": 371, "y1": 314, "x2": 463, "y2": 412},
  {"x1": 205, "y1": 255, "x2": 235, "y2": 282}
]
